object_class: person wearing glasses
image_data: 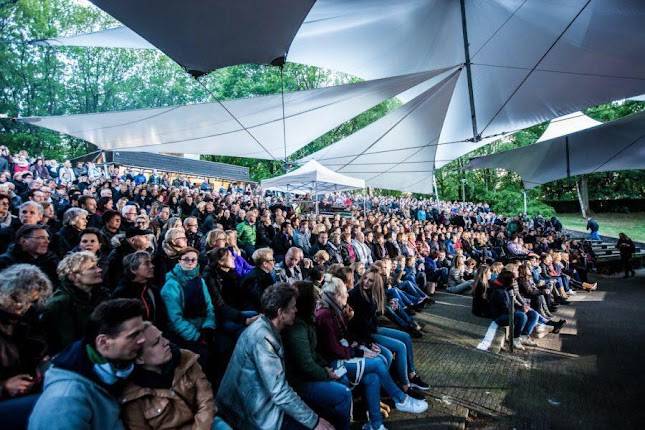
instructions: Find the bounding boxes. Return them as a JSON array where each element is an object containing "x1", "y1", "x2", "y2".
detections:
[
  {"x1": 0, "y1": 224, "x2": 59, "y2": 287},
  {"x1": 154, "y1": 227, "x2": 189, "y2": 285},
  {"x1": 161, "y1": 247, "x2": 216, "y2": 374},
  {"x1": 40, "y1": 251, "x2": 108, "y2": 355},
  {"x1": 183, "y1": 216, "x2": 202, "y2": 249}
]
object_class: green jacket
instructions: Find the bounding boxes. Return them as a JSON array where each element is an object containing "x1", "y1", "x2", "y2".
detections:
[
  {"x1": 236, "y1": 220, "x2": 256, "y2": 247},
  {"x1": 40, "y1": 281, "x2": 107, "y2": 355},
  {"x1": 282, "y1": 317, "x2": 329, "y2": 391}
]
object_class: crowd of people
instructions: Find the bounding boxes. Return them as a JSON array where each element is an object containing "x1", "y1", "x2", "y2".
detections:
[{"x1": 0, "y1": 147, "x2": 633, "y2": 430}]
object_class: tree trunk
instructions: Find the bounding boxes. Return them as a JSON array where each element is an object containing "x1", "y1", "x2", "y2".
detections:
[{"x1": 576, "y1": 177, "x2": 591, "y2": 219}]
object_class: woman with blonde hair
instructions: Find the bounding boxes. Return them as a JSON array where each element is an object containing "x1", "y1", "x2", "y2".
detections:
[
  {"x1": 223, "y1": 229, "x2": 253, "y2": 277},
  {"x1": 41, "y1": 252, "x2": 107, "y2": 354}
]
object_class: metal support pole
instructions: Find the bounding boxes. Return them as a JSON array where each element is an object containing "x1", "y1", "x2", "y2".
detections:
[
  {"x1": 363, "y1": 188, "x2": 367, "y2": 215},
  {"x1": 508, "y1": 288, "x2": 515, "y2": 353},
  {"x1": 314, "y1": 181, "x2": 319, "y2": 216},
  {"x1": 461, "y1": 178, "x2": 466, "y2": 203},
  {"x1": 433, "y1": 176, "x2": 439, "y2": 201},
  {"x1": 522, "y1": 190, "x2": 528, "y2": 215},
  {"x1": 460, "y1": 0, "x2": 479, "y2": 141}
]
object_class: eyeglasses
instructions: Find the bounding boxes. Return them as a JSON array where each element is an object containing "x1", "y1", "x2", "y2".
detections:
[
  {"x1": 180, "y1": 257, "x2": 198, "y2": 263},
  {"x1": 25, "y1": 235, "x2": 50, "y2": 241}
]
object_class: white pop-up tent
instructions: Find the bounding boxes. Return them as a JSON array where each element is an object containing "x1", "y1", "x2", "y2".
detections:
[
  {"x1": 261, "y1": 160, "x2": 365, "y2": 194},
  {"x1": 466, "y1": 110, "x2": 645, "y2": 189},
  {"x1": 261, "y1": 160, "x2": 365, "y2": 214}
]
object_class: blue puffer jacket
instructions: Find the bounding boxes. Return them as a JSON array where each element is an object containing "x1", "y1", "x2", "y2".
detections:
[
  {"x1": 161, "y1": 264, "x2": 216, "y2": 342},
  {"x1": 29, "y1": 341, "x2": 125, "y2": 430}
]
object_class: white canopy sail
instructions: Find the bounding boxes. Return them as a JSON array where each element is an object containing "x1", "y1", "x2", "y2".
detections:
[{"x1": 21, "y1": 70, "x2": 444, "y2": 160}]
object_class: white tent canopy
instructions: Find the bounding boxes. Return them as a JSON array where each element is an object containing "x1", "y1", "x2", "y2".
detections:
[
  {"x1": 466, "y1": 110, "x2": 645, "y2": 189},
  {"x1": 85, "y1": 0, "x2": 315, "y2": 75},
  {"x1": 300, "y1": 70, "x2": 461, "y2": 194},
  {"x1": 261, "y1": 160, "x2": 365, "y2": 194},
  {"x1": 20, "y1": 70, "x2": 441, "y2": 160},
  {"x1": 32, "y1": 0, "x2": 645, "y2": 187},
  {"x1": 536, "y1": 112, "x2": 601, "y2": 143}
]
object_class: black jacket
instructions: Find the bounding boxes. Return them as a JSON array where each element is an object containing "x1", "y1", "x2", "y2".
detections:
[
  {"x1": 112, "y1": 278, "x2": 168, "y2": 331},
  {"x1": 347, "y1": 287, "x2": 379, "y2": 346},
  {"x1": 0, "y1": 244, "x2": 60, "y2": 287},
  {"x1": 203, "y1": 266, "x2": 247, "y2": 326},
  {"x1": 240, "y1": 267, "x2": 275, "y2": 312},
  {"x1": 54, "y1": 225, "x2": 82, "y2": 257},
  {"x1": 104, "y1": 240, "x2": 139, "y2": 290}
]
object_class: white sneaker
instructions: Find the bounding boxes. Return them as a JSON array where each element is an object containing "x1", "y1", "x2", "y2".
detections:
[
  {"x1": 568, "y1": 290, "x2": 577, "y2": 295},
  {"x1": 512, "y1": 338, "x2": 526, "y2": 350},
  {"x1": 521, "y1": 335, "x2": 538, "y2": 346},
  {"x1": 533, "y1": 325, "x2": 549, "y2": 339},
  {"x1": 395, "y1": 395, "x2": 429, "y2": 414}
]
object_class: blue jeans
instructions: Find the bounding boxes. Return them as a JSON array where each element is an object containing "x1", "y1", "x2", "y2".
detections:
[
  {"x1": 299, "y1": 381, "x2": 352, "y2": 430},
  {"x1": 386, "y1": 287, "x2": 415, "y2": 308},
  {"x1": 589, "y1": 231, "x2": 600, "y2": 240},
  {"x1": 496, "y1": 311, "x2": 528, "y2": 338},
  {"x1": 496, "y1": 310, "x2": 540, "y2": 337},
  {"x1": 0, "y1": 394, "x2": 40, "y2": 430},
  {"x1": 384, "y1": 305, "x2": 415, "y2": 330},
  {"x1": 220, "y1": 310, "x2": 258, "y2": 336},
  {"x1": 398, "y1": 280, "x2": 428, "y2": 303},
  {"x1": 446, "y1": 280, "x2": 473, "y2": 294},
  {"x1": 373, "y1": 326, "x2": 416, "y2": 385},
  {"x1": 335, "y1": 356, "x2": 406, "y2": 419}
]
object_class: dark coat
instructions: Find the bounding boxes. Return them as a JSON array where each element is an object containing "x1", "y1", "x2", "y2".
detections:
[
  {"x1": 0, "y1": 244, "x2": 60, "y2": 287},
  {"x1": 112, "y1": 278, "x2": 168, "y2": 331},
  {"x1": 240, "y1": 267, "x2": 275, "y2": 312},
  {"x1": 282, "y1": 317, "x2": 330, "y2": 392},
  {"x1": 104, "y1": 240, "x2": 138, "y2": 290},
  {"x1": 347, "y1": 287, "x2": 379, "y2": 345},
  {"x1": 54, "y1": 225, "x2": 82, "y2": 257},
  {"x1": 203, "y1": 266, "x2": 247, "y2": 326},
  {"x1": 40, "y1": 282, "x2": 108, "y2": 355},
  {"x1": 488, "y1": 280, "x2": 514, "y2": 320}
]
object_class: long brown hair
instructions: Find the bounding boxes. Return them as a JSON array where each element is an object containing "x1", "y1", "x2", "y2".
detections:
[
  {"x1": 471, "y1": 264, "x2": 490, "y2": 297},
  {"x1": 360, "y1": 266, "x2": 385, "y2": 314}
]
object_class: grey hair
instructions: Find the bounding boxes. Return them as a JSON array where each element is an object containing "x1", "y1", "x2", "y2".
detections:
[
  {"x1": 20, "y1": 201, "x2": 44, "y2": 216},
  {"x1": 122, "y1": 251, "x2": 152, "y2": 276},
  {"x1": 321, "y1": 275, "x2": 346, "y2": 296},
  {"x1": 0, "y1": 264, "x2": 53, "y2": 310},
  {"x1": 121, "y1": 204, "x2": 137, "y2": 217},
  {"x1": 63, "y1": 207, "x2": 88, "y2": 226},
  {"x1": 252, "y1": 247, "x2": 274, "y2": 265}
]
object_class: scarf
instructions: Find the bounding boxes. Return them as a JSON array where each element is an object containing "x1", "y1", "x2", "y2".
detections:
[
  {"x1": 319, "y1": 291, "x2": 347, "y2": 332},
  {"x1": 86, "y1": 344, "x2": 134, "y2": 385},
  {"x1": 132, "y1": 344, "x2": 181, "y2": 390}
]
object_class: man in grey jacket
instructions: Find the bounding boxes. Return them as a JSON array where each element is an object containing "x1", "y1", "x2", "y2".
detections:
[
  {"x1": 217, "y1": 284, "x2": 333, "y2": 430},
  {"x1": 29, "y1": 299, "x2": 146, "y2": 430}
]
